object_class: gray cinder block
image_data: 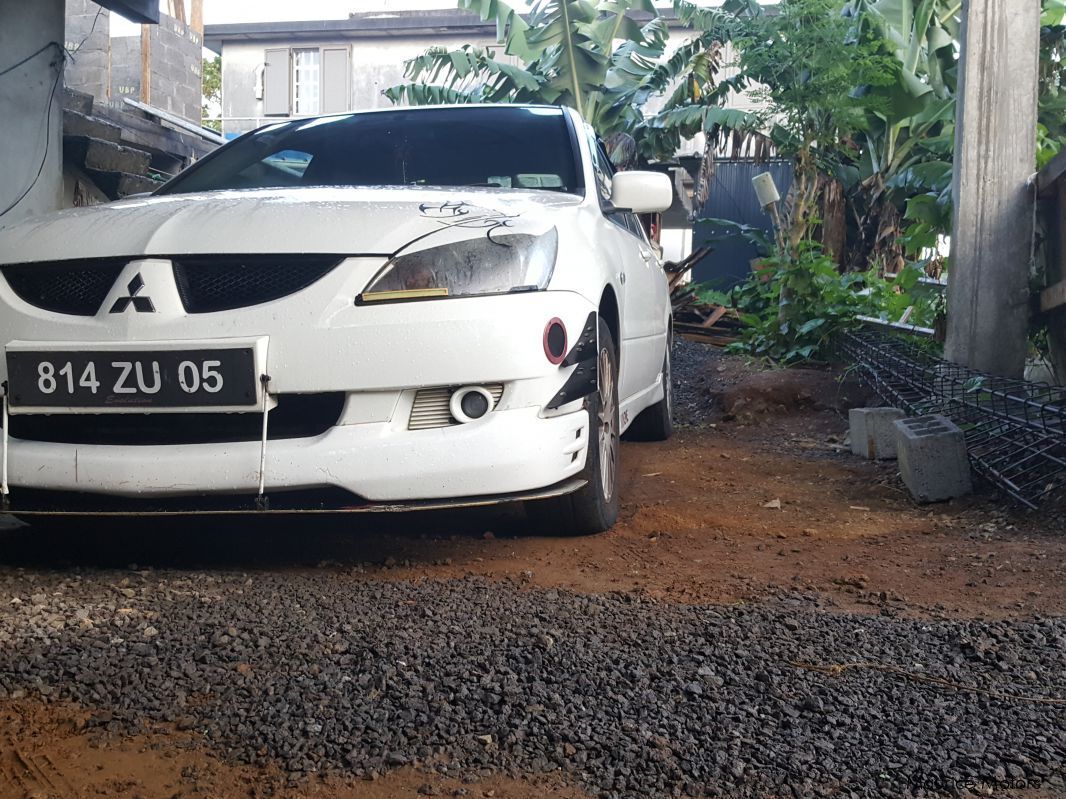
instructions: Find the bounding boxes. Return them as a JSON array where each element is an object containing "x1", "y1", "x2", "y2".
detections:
[
  {"x1": 850, "y1": 407, "x2": 906, "y2": 460},
  {"x1": 895, "y1": 415, "x2": 973, "y2": 503}
]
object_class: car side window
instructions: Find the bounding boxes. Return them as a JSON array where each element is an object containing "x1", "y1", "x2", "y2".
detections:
[
  {"x1": 623, "y1": 213, "x2": 646, "y2": 241},
  {"x1": 591, "y1": 139, "x2": 648, "y2": 241}
]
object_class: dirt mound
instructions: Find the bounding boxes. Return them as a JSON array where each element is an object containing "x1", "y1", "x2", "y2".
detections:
[{"x1": 716, "y1": 368, "x2": 869, "y2": 421}]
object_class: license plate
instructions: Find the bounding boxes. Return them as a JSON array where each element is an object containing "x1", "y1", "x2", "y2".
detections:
[{"x1": 6, "y1": 348, "x2": 258, "y2": 409}]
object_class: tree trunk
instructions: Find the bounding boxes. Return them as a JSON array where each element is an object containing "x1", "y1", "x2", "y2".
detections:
[{"x1": 820, "y1": 177, "x2": 846, "y2": 267}]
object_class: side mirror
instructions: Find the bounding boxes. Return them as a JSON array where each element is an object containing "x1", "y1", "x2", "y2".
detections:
[{"x1": 609, "y1": 171, "x2": 673, "y2": 214}]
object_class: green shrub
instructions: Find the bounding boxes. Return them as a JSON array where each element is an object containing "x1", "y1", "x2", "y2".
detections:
[{"x1": 726, "y1": 241, "x2": 942, "y2": 364}]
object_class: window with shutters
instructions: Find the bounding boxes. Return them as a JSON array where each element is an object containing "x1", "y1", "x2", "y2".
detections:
[{"x1": 263, "y1": 46, "x2": 350, "y2": 117}]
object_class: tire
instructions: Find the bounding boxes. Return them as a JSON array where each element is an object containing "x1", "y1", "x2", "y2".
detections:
[
  {"x1": 528, "y1": 317, "x2": 620, "y2": 536},
  {"x1": 624, "y1": 337, "x2": 674, "y2": 442}
]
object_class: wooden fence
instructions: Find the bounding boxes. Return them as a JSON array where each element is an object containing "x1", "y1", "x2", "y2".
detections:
[{"x1": 1036, "y1": 150, "x2": 1066, "y2": 381}]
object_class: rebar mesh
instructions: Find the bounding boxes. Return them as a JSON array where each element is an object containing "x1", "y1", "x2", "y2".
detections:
[{"x1": 840, "y1": 330, "x2": 1066, "y2": 509}]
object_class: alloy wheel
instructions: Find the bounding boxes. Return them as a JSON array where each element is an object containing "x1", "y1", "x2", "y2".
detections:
[{"x1": 597, "y1": 346, "x2": 618, "y2": 501}]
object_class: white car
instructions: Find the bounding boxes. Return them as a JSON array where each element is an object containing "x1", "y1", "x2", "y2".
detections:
[{"x1": 0, "y1": 105, "x2": 674, "y2": 533}]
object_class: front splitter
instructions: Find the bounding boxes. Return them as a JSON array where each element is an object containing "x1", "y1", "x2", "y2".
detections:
[{"x1": 5, "y1": 478, "x2": 586, "y2": 516}]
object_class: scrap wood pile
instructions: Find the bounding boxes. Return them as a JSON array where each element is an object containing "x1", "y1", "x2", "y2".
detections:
[{"x1": 665, "y1": 246, "x2": 743, "y2": 346}]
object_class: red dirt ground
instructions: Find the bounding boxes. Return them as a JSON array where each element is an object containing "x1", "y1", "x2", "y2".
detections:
[{"x1": 2, "y1": 348, "x2": 1064, "y2": 797}]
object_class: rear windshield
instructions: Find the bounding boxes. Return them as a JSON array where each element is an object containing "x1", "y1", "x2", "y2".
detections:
[{"x1": 159, "y1": 106, "x2": 582, "y2": 196}]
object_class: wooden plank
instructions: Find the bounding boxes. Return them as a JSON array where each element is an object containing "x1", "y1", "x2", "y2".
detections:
[
  {"x1": 857, "y1": 315, "x2": 935, "y2": 338},
  {"x1": 1041, "y1": 279, "x2": 1066, "y2": 312},
  {"x1": 92, "y1": 104, "x2": 216, "y2": 161},
  {"x1": 140, "y1": 24, "x2": 151, "y2": 105},
  {"x1": 190, "y1": 0, "x2": 203, "y2": 34},
  {"x1": 1038, "y1": 148, "x2": 1066, "y2": 197},
  {"x1": 123, "y1": 98, "x2": 227, "y2": 145},
  {"x1": 699, "y1": 305, "x2": 729, "y2": 329}
]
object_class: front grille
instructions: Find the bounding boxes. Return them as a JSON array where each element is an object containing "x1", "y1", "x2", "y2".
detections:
[
  {"x1": 4, "y1": 393, "x2": 344, "y2": 445},
  {"x1": 173, "y1": 255, "x2": 342, "y2": 313},
  {"x1": 2, "y1": 260, "x2": 126, "y2": 316},
  {"x1": 408, "y1": 384, "x2": 504, "y2": 430}
]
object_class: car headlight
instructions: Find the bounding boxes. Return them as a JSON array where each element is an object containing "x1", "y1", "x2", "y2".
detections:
[{"x1": 359, "y1": 228, "x2": 558, "y2": 303}]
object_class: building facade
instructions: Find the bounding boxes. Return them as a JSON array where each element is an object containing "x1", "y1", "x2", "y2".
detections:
[{"x1": 204, "y1": 10, "x2": 511, "y2": 137}]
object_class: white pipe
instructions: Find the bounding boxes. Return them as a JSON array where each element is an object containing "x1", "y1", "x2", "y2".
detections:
[
  {"x1": 256, "y1": 374, "x2": 271, "y2": 507},
  {"x1": 2, "y1": 385, "x2": 9, "y2": 506}
]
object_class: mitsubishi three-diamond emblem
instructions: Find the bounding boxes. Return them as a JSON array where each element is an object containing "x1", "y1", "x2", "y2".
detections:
[{"x1": 109, "y1": 273, "x2": 155, "y2": 313}]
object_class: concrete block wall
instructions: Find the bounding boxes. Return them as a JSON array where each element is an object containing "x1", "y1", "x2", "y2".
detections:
[
  {"x1": 108, "y1": 12, "x2": 202, "y2": 123},
  {"x1": 146, "y1": 14, "x2": 202, "y2": 122},
  {"x1": 109, "y1": 36, "x2": 141, "y2": 101},
  {"x1": 64, "y1": 0, "x2": 111, "y2": 102}
]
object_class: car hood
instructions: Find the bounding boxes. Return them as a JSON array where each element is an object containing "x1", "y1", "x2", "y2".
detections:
[{"x1": 0, "y1": 186, "x2": 583, "y2": 265}]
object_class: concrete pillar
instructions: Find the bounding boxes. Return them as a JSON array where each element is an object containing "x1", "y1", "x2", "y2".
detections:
[
  {"x1": 0, "y1": 0, "x2": 66, "y2": 225},
  {"x1": 946, "y1": 0, "x2": 1041, "y2": 378}
]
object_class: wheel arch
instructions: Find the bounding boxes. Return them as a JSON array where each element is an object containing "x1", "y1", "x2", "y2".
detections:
[{"x1": 598, "y1": 286, "x2": 620, "y2": 348}]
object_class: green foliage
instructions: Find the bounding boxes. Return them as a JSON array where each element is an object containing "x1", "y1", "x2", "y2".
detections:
[
  {"x1": 726, "y1": 242, "x2": 942, "y2": 364},
  {"x1": 202, "y1": 55, "x2": 221, "y2": 132},
  {"x1": 727, "y1": 243, "x2": 867, "y2": 363},
  {"x1": 691, "y1": 283, "x2": 733, "y2": 306},
  {"x1": 739, "y1": 0, "x2": 895, "y2": 155},
  {"x1": 1040, "y1": 12, "x2": 1066, "y2": 168},
  {"x1": 730, "y1": 0, "x2": 900, "y2": 248},
  {"x1": 386, "y1": 0, "x2": 671, "y2": 146}
]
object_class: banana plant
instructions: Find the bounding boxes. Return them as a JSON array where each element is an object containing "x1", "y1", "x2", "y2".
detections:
[
  {"x1": 622, "y1": 0, "x2": 764, "y2": 159},
  {"x1": 386, "y1": 0, "x2": 667, "y2": 139}
]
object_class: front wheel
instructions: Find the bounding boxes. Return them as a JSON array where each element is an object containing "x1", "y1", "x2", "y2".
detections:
[{"x1": 527, "y1": 317, "x2": 620, "y2": 535}]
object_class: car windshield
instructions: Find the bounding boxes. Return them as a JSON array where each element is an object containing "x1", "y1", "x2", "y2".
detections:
[{"x1": 158, "y1": 106, "x2": 582, "y2": 196}]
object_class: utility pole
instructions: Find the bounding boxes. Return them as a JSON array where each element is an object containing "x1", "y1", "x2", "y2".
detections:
[{"x1": 946, "y1": 0, "x2": 1041, "y2": 378}]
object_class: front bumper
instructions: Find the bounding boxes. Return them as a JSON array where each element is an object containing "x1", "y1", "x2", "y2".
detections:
[
  {"x1": 4, "y1": 404, "x2": 590, "y2": 511},
  {"x1": 0, "y1": 287, "x2": 598, "y2": 509}
]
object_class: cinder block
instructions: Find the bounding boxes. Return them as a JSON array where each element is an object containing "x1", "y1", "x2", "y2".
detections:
[
  {"x1": 65, "y1": 136, "x2": 150, "y2": 175},
  {"x1": 895, "y1": 415, "x2": 973, "y2": 503},
  {"x1": 63, "y1": 110, "x2": 120, "y2": 143},
  {"x1": 850, "y1": 407, "x2": 906, "y2": 460}
]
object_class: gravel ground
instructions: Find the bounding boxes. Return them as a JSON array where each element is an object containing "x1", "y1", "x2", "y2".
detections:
[
  {"x1": 1, "y1": 570, "x2": 1063, "y2": 799},
  {"x1": 671, "y1": 338, "x2": 722, "y2": 427}
]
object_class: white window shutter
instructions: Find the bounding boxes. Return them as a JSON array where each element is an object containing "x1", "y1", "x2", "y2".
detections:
[
  {"x1": 321, "y1": 47, "x2": 350, "y2": 114},
  {"x1": 263, "y1": 48, "x2": 291, "y2": 116}
]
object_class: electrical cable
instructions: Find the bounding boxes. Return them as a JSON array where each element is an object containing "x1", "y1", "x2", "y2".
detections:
[
  {"x1": 0, "y1": 41, "x2": 62, "y2": 78},
  {"x1": 67, "y1": 7, "x2": 105, "y2": 62},
  {"x1": 0, "y1": 43, "x2": 66, "y2": 219},
  {"x1": 0, "y1": 6, "x2": 108, "y2": 221}
]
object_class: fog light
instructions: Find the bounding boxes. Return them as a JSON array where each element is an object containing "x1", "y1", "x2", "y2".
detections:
[
  {"x1": 543, "y1": 317, "x2": 567, "y2": 364},
  {"x1": 450, "y1": 386, "x2": 494, "y2": 423}
]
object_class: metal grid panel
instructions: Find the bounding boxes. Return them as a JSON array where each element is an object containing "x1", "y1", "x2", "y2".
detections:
[{"x1": 840, "y1": 331, "x2": 1066, "y2": 509}]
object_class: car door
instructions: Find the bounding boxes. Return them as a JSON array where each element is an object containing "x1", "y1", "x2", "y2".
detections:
[{"x1": 588, "y1": 138, "x2": 667, "y2": 403}]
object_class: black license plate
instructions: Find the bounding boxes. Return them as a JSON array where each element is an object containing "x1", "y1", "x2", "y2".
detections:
[{"x1": 6, "y1": 348, "x2": 258, "y2": 409}]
